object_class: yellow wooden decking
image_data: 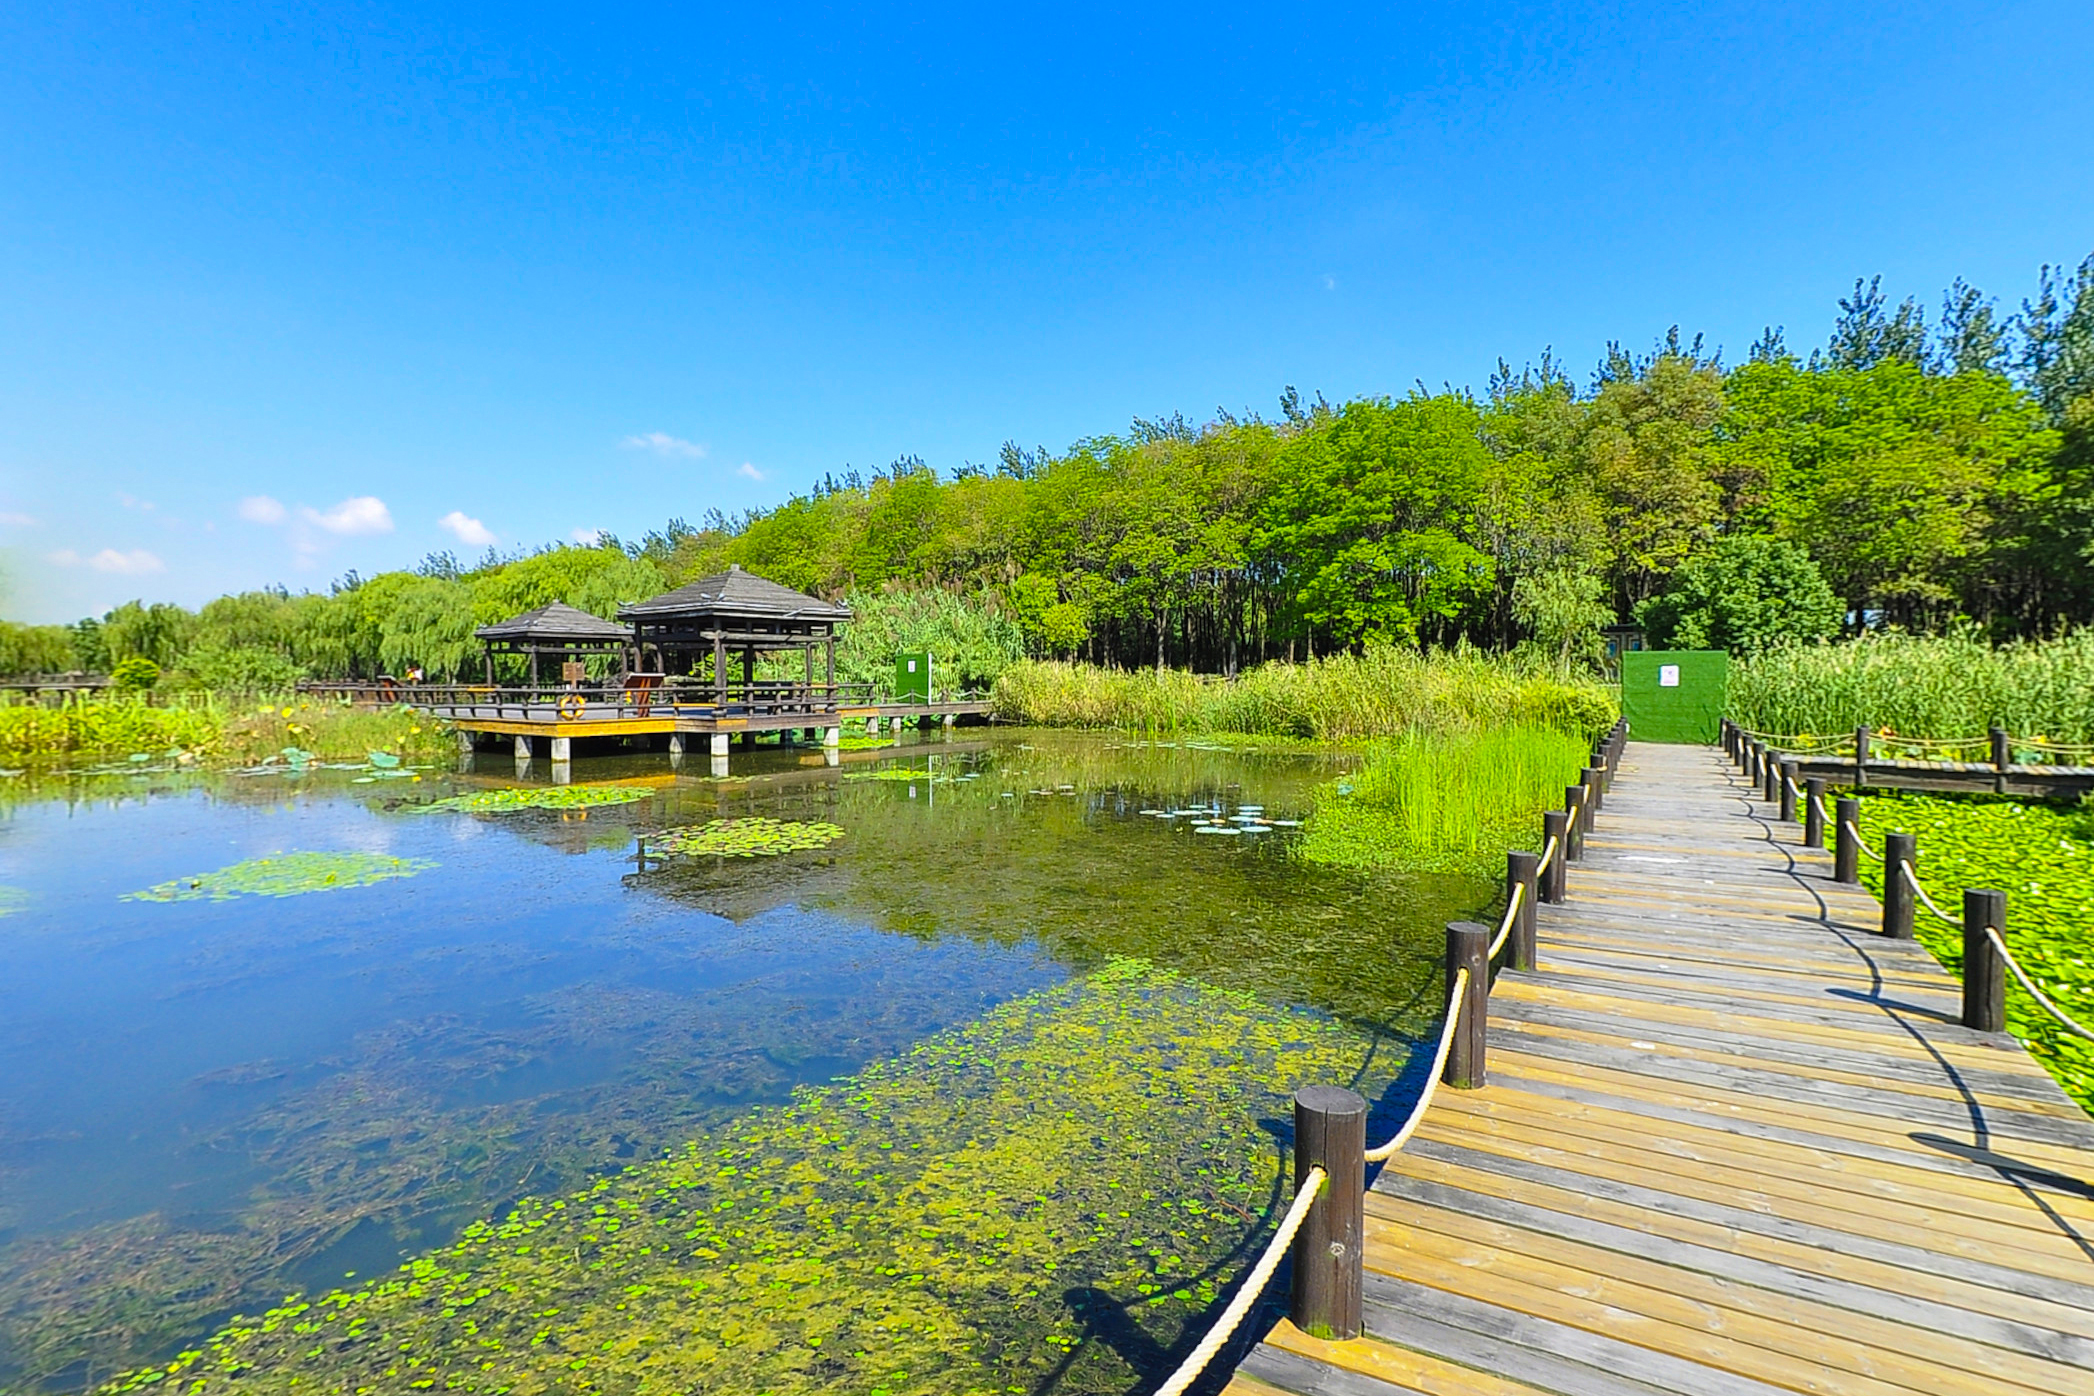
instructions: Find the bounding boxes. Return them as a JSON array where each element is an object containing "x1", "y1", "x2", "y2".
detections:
[{"x1": 1227, "y1": 741, "x2": 2094, "y2": 1396}]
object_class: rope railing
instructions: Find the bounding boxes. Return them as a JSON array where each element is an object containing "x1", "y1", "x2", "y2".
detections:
[
  {"x1": 1843, "y1": 821, "x2": 1882, "y2": 860},
  {"x1": 1488, "y1": 882, "x2": 1525, "y2": 960},
  {"x1": 1366, "y1": 967, "x2": 1469, "y2": 1164},
  {"x1": 1985, "y1": 928, "x2": 2094, "y2": 1044},
  {"x1": 1535, "y1": 835, "x2": 1559, "y2": 878},
  {"x1": 1897, "y1": 860, "x2": 1960, "y2": 927},
  {"x1": 1148, "y1": 1164, "x2": 1328, "y2": 1396}
]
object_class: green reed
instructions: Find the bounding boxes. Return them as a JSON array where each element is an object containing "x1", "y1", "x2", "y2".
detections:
[
  {"x1": 991, "y1": 648, "x2": 1616, "y2": 743},
  {"x1": 0, "y1": 692, "x2": 452, "y2": 766}
]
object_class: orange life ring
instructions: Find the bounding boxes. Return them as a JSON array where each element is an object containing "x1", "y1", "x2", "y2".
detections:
[{"x1": 558, "y1": 693, "x2": 587, "y2": 721}]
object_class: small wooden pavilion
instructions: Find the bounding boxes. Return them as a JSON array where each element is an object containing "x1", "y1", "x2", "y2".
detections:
[
  {"x1": 474, "y1": 601, "x2": 634, "y2": 686},
  {"x1": 619, "y1": 565, "x2": 851, "y2": 706}
]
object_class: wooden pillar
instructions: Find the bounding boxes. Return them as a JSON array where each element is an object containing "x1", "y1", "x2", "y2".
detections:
[
  {"x1": 826, "y1": 635, "x2": 836, "y2": 689},
  {"x1": 1962, "y1": 890, "x2": 2007, "y2": 1032},
  {"x1": 1583, "y1": 765, "x2": 1603, "y2": 812},
  {"x1": 803, "y1": 644, "x2": 814, "y2": 699},
  {"x1": 1834, "y1": 797, "x2": 1860, "y2": 883},
  {"x1": 484, "y1": 648, "x2": 494, "y2": 686},
  {"x1": 713, "y1": 630, "x2": 726, "y2": 707},
  {"x1": 1506, "y1": 850, "x2": 1539, "y2": 971},
  {"x1": 1763, "y1": 753, "x2": 1780, "y2": 805},
  {"x1": 1804, "y1": 777, "x2": 1826, "y2": 848},
  {"x1": 1883, "y1": 832, "x2": 1916, "y2": 939},
  {"x1": 1288, "y1": 1087, "x2": 1365, "y2": 1341},
  {"x1": 1855, "y1": 726, "x2": 1871, "y2": 788},
  {"x1": 530, "y1": 648, "x2": 540, "y2": 688},
  {"x1": 1991, "y1": 726, "x2": 2011, "y2": 795},
  {"x1": 1444, "y1": 922, "x2": 1490, "y2": 1089},
  {"x1": 1540, "y1": 811, "x2": 1570, "y2": 902},
  {"x1": 1778, "y1": 760, "x2": 1797, "y2": 822},
  {"x1": 1563, "y1": 786, "x2": 1586, "y2": 861}
]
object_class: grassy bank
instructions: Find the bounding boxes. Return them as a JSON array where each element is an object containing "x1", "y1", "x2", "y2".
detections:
[
  {"x1": 1730, "y1": 631, "x2": 2094, "y2": 744},
  {"x1": 0, "y1": 695, "x2": 451, "y2": 768},
  {"x1": 1298, "y1": 723, "x2": 1591, "y2": 875},
  {"x1": 1853, "y1": 791, "x2": 2094, "y2": 1116},
  {"x1": 991, "y1": 648, "x2": 1616, "y2": 742}
]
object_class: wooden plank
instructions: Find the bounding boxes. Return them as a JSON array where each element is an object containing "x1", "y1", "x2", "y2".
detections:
[{"x1": 1260, "y1": 1321, "x2": 1564, "y2": 1396}]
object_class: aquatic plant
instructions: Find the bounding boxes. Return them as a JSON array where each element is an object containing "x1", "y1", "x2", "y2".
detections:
[
  {"x1": 1729, "y1": 630, "x2": 2094, "y2": 744},
  {"x1": 103, "y1": 959, "x2": 1406, "y2": 1396},
  {"x1": 653, "y1": 816, "x2": 846, "y2": 857},
  {"x1": 1854, "y1": 792, "x2": 2094, "y2": 1114},
  {"x1": 1297, "y1": 723, "x2": 1588, "y2": 874},
  {"x1": 412, "y1": 785, "x2": 654, "y2": 814},
  {"x1": 0, "y1": 885, "x2": 26, "y2": 917},
  {"x1": 992, "y1": 647, "x2": 1615, "y2": 742},
  {"x1": 0, "y1": 693, "x2": 450, "y2": 769},
  {"x1": 125, "y1": 852, "x2": 438, "y2": 902}
]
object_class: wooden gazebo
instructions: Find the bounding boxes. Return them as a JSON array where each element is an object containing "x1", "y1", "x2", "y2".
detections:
[
  {"x1": 619, "y1": 565, "x2": 851, "y2": 707},
  {"x1": 474, "y1": 601, "x2": 634, "y2": 686}
]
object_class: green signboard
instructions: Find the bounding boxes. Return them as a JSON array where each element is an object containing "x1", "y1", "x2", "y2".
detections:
[
  {"x1": 1620, "y1": 650, "x2": 1728, "y2": 745},
  {"x1": 895, "y1": 651, "x2": 932, "y2": 704}
]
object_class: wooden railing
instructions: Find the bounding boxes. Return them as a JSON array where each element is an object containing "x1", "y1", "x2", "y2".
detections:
[
  {"x1": 1725, "y1": 720, "x2": 2094, "y2": 799},
  {"x1": 299, "y1": 679, "x2": 879, "y2": 721},
  {"x1": 1151, "y1": 718, "x2": 1629, "y2": 1391}
]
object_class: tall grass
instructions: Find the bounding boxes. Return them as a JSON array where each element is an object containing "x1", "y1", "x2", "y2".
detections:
[
  {"x1": 1729, "y1": 631, "x2": 2094, "y2": 742},
  {"x1": 992, "y1": 647, "x2": 1616, "y2": 742},
  {"x1": 0, "y1": 693, "x2": 452, "y2": 766},
  {"x1": 1298, "y1": 723, "x2": 1591, "y2": 873}
]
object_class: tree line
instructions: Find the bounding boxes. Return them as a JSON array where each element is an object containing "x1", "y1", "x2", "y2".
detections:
[{"x1": 5, "y1": 254, "x2": 2091, "y2": 684}]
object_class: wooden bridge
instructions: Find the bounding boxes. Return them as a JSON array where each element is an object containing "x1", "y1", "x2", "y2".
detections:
[{"x1": 1219, "y1": 739, "x2": 2094, "y2": 1396}]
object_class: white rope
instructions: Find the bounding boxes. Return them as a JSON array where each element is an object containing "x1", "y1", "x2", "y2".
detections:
[
  {"x1": 1810, "y1": 792, "x2": 1830, "y2": 825},
  {"x1": 1897, "y1": 860, "x2": 1960, "y2": 926},
  {"x1": 1365, "y1": 967, "x2": 1468, "y2": 1163},
  {"x1": 1842, "y1": 821, "x2": 1882, "y2": 860},
  {"x1": 1986, "y1": 928, "x2": 2094, "y2": 1043},
  {"x1": 1488, "y1": 881, "x2": 1525, "y2": 960},
  {"x1": 1149, "y1": 1163, "x2": 1328, "y2": 1396},
  {"x1": 1534, "y1": 835, "x2": 1559, "y2": 878}
]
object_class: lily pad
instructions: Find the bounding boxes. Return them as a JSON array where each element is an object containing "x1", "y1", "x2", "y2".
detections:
[
  {"x1": 413, "y1": 786, "x2": 654, "y2": 814},
  {"x1": 652, "y1": 817, "x2": 847, "y2": 858},
  {"x1": 125, "y1": 852, "x2": 438, "y2": 902}
]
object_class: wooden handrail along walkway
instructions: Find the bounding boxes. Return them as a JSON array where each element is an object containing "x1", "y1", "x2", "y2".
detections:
[{"x1": 1220, "y1": 738, "x2": 2094, "y2": 1396}]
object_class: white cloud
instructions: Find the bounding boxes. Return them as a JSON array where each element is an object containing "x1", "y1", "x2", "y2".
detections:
[
  {"x1": 571, "y1": 527, "x2": 606, "y2": 545},
  {"x1": 1322, "y1": 274, "x2": 1337, "y2": 291},
  {"x1": 50, "y1": 547, "x2": 165, "y2": 574},
  {"x1": 0, "y1": 511, "x2": 34, "y2": 528},
  {"x1": 301, "y1": 496, "x2": 394, "y2": 536},
  {"x1": 237, "y1": 495, "x2": 287, "y2": 525},
  {"x1": 439, "y1": 510, "x2": 496, "y2": 547},
  {"x1": 117, "y1": 491, "x2": 157, "y2": 511},
  {"x1": 622, "y1": 431, "x2": 705, "y2": 459},
  {"x1": 737, "y1": 462, "x2": 766, "y2": 481}
]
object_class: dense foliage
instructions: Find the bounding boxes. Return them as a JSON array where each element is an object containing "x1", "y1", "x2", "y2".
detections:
[
  {"x1": 1726, "y1": 631, "x2": 2094, "y2": 744},
  {"x1": 12, "y1": 258, "x2": 2094, "y2": 680},
  {"x1": 0, "y1": 695, "x2": 448, "y2": 766}
]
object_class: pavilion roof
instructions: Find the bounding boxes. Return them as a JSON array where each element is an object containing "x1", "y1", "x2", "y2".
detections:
[
  {"x1": 474, "y1": 601, "x2": 633, "y2": 644},
  {"x1": 619, "y1": 565, "x2": 851, "y2": 623}
]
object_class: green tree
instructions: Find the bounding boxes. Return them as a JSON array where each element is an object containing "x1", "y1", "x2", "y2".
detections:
[
  {"x1": 1577, "y1": 350, "x2": 1727, "y2": 607},
  {"x1": 1635, "y1": 536, "x2": 1843, "y2": 654},
  {"x1": 1511, "y1": 569, "x2": 1614, "y2": 669}
]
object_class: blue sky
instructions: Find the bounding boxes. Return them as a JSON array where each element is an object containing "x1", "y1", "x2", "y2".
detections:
[{"x1": 3, "y1": 1, "x2": 2090, "y2": 623}]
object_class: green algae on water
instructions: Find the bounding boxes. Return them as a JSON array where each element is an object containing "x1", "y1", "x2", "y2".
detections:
[
  {"x1": 0, "y1": 885, "x2": 26, "y2": 917},
  {"x1": 412, "y1": 785, "x2": 654, "y2": 814},
  {"x1": 125, "y1": 852, "x2": 438, "y2": 902},
  {"x1": 106, "y1": 959, "x2": 1408, "y2": 1396},
  {"x1": 654, "y1": 816, "x2": 846, "y2": 858}
]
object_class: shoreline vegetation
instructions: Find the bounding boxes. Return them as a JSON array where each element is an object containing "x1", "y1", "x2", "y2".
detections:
[{"x1": 0, "y1": 695, "x2": 448, "y2": 768}]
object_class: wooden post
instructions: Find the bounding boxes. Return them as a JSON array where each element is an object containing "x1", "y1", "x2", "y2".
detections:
[
  {"x1": 1506, "y1": 851, "x2": 1539, "y2": 971},
  {"x1": 1962, "y1": 889, "x2": 2007, "y2": 1032},
  {"x1": 1777, "y1": 760, "x2": 1797, "y2": 822},
  {"x1": 1991, "y1": 725, "x2": 2011, "y2": 795},
  {"x1": 1882, "y1": 832, "x2": 1916, "y2": 939},
  {"x1": 1289, "y1": 1087, "x2": 1365, "y2": 1341},
  {"x1": 1834, "y1": 797, "x2": 1860, "y2": 883},
  {"x1": 1763, "y1": 752, "x2": 1780, "y2": 805},
  {"x1": 1540, "y1": 810, "x2": 1569, "y2": 902},
  {"x1": 1563, "y1": 787, "x2": 1585, "y2": 861},
  {"x1": 1445, "y1": 922, "x2": 1490, "y2": 1089},
  {"x1": 1855, "y1": 726, "x2": 1871, "y2": 788},
  {"x1": 1583, "y1": 765, "x2": 1603, "y2": 813},
  {"x1": 1804, "y1": 777, "x2": 1826, "y2": 848}
]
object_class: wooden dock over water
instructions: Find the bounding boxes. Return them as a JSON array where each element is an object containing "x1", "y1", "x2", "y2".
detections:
[{"x1": 1227, "y1": 741, "x2": 2094, "y2": 1396}]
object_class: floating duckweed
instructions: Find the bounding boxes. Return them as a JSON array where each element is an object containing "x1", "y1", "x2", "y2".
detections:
[
  {"x1": 653, "y1": 817, "x2": 846, "y2": 858},
  {"x1": 413, "y1": 786, "x2": 654, "y2": 815},
  {"x1": 101, "y1": 959, "x2": 1401, "y2": 1396},
  {"x1": 0, "y1": 886, "x2": 25, "y2": 917},
  {"x1": 126, "y1": 852, "x2": 438, "y2": 902}
]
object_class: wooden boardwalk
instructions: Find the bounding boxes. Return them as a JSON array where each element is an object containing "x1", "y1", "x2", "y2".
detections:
[{"x1": 1226, "y1": 740, "x2": 2094, "y2": 1396}]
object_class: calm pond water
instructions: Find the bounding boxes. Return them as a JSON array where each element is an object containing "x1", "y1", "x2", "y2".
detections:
[{"x1": 0, "y1": 730, "x2": 1495, "y2": 1395}]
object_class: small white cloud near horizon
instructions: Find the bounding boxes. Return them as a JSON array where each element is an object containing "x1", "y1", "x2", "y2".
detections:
[
  {"x1": 0, "y1": 510, "x2": 34, "y2": 528},
  {"x1": 301, "y1": 496, "x2": 394, "y2": 536},
  {"x1": 737, "y1": 462, "x2": 765, "y2": 481},
  {"x1": 622, "y1": 431, "x2": 705, "y2": 459},
  {"x1": 238, "y1": 495, "x2": 287, "y2": 525},
  {"x1": 49, "y1": 547, "x2": 165, "y2": 575},
  {"x1": 439, "y1": 510, "x2": 497, "y2": 547},
  {"x1": 571, "y1": 527, "x2": 606, "y2": 545}
]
